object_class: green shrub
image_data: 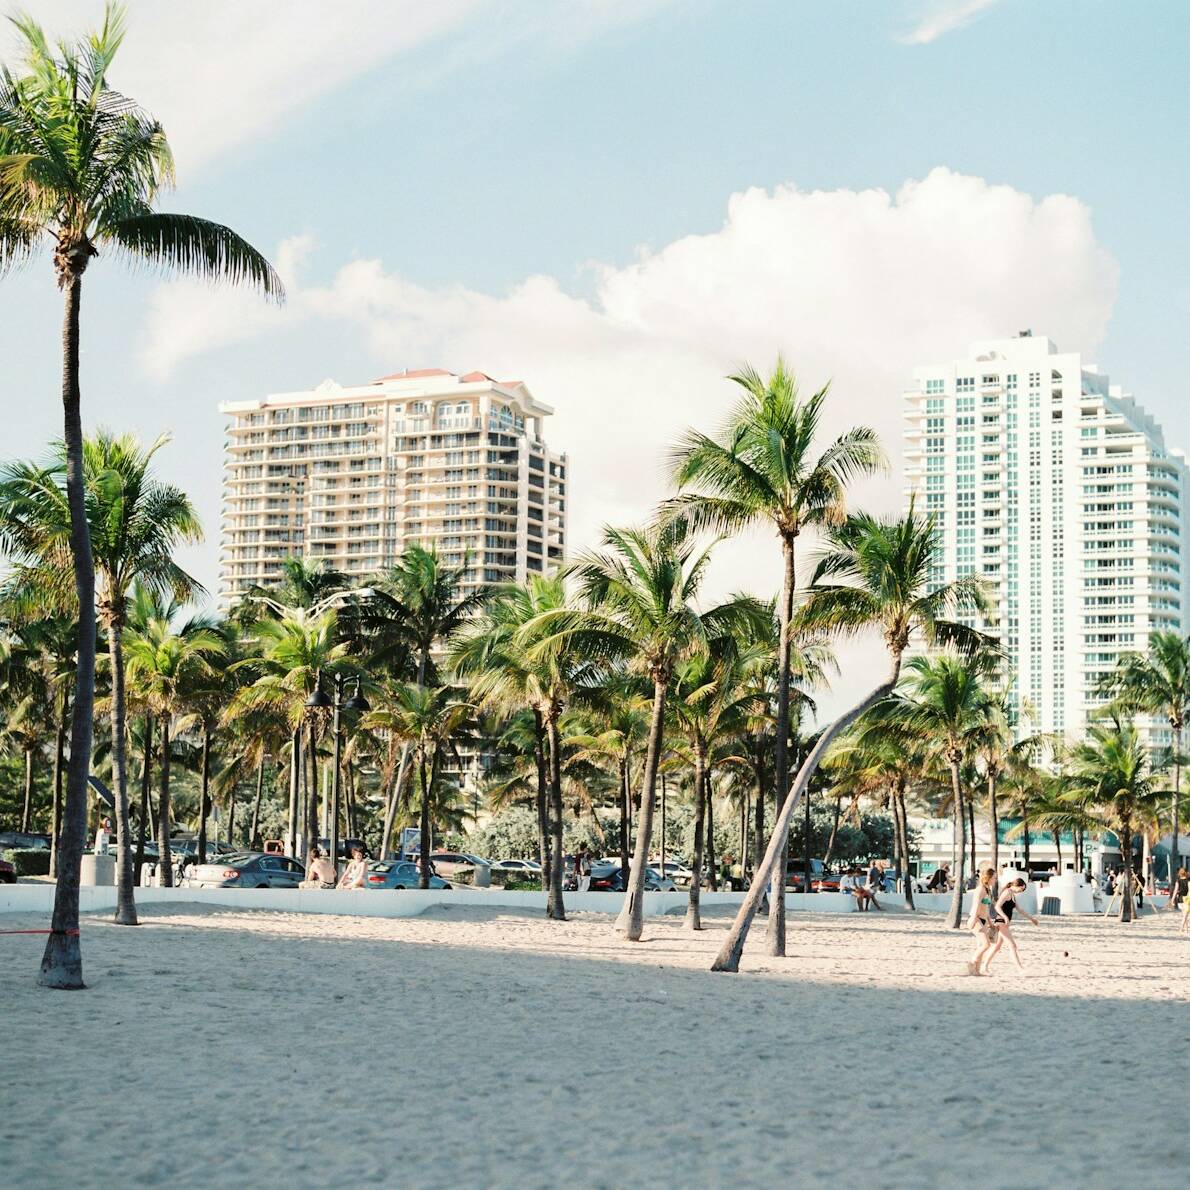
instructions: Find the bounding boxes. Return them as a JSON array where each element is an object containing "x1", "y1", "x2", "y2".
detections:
[{"x1": 2, "y1": 848, "x2": 50, "y2": 877}]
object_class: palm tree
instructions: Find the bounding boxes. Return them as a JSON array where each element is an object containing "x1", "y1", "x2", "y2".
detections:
[
  {"x1": 667, "y1": 359, "x2": 883, "y2": 953},
  {"x1": 360, "y1": 544, "x2": 486, "y2": 858},
  {"x1": 1105, "y1": 631, "x2": 1190, "y2": 885},
  {"x1": 227, "y1": 608, "x2": 349, "y2": 858},
  {"x1": 1062, "y1": 721, "x2": 1163, "y2": 922},
  {"x1": 879, "y1": 652, "x2": 996, "y2": 927},
  {"x1": 366, "y1": 683, "x2": 472, "y2": 887},
  {"x1": 125, "y1": 610, "x2": 225, "y2": 886},
  {"x1": 0, "y1": 433, "x2": 201, "y2": 924},
  {"x1": 0, "y1": 3, "x2": 281, "y2": 987},
  {"x1": 712, "y1": 504, "x2": 987, "y2": 971},
  {"x1": 550, "y1": 519, "x2": 752, "y2": 942}
]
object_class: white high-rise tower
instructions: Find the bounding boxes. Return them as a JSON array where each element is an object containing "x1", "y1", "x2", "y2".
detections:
[{"x1": 903, "y1": 334, "x2": 1189, "y2": 745}]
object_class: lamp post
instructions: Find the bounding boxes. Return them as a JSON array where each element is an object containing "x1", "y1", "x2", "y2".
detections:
[{"x1": 306, "y1": 672, "x2": 370, "y2": 876}]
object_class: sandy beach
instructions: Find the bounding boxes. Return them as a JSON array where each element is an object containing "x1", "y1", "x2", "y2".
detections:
[{"x1": 2, "y1": 902, "x2": 1187, "y2": 1188}]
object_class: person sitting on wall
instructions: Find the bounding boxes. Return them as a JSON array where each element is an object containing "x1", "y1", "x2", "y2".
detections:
[
  {"x1": 301, "y1": 845, "x2": 336, "y2": 889},
  {"x1": 925, "y1": 862, "x2": 951, "y2": 893}
]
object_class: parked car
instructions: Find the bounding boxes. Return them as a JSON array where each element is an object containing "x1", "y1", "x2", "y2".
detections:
[
  {"x1": 0, "y1": 857, "x2": 15, "y2": 884},
  {"x1": 785, "y1": 858, "x2": 825, "y2": 891},
  {"x1": 0, "y1": 831, "x2": 51, "y2": 851},
  {"x1": 428, "y1": 851, "x2": 492, "y2": 878},
  {"x1": 587, "y1": 862, "x2": 674, "y2": 892},
  {"x1": 491, "y1": 858, "x2": 542, "y2": 873},
  {"x1": 365, "y1": 860, "x2": 452, "y2": 890},
  {"x1": 185, "y1": 852, "x2": 305, "y2": 889},
  {"x1": 650, "y1": 860, "x2": 694, "y2": 887}
]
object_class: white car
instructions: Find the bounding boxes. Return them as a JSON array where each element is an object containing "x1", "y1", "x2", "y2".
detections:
[{"x1": 492, "y1": 858, "x2": 542, "y2": 873}]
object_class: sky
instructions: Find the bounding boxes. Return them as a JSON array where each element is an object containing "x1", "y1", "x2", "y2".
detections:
[{"x1": 3, "y1": 0, "x2": 1189, "y2": 713}]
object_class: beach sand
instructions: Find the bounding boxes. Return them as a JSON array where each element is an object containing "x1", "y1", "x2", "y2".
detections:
[{"x1": 1, "y1": 901, "x2": 1186, "y2": 1188}]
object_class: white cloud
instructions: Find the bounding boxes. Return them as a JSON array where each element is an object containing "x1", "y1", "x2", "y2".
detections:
[
  {"x1": 141, "y1": 167, "x2": 1118, "y2": 713},
  {"x1": 10, "y1": 1, "x2": 673, "y2": 173},
  {"x1": 897, "y1": 0, "x2": 1001, "y2": 45}
]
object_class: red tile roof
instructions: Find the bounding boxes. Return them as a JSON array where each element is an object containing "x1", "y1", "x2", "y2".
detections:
[{"x1": 372, "y1": 368, "x2": 454, "y2": 382}]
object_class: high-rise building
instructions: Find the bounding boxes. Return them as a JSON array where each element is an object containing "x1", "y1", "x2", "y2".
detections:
[
  {"x1": 218, "y1": 369, "x2": 568, "y2": 607},
  {"x1": 903, "y1": 333, "x2": 1189, "y2": 745}
]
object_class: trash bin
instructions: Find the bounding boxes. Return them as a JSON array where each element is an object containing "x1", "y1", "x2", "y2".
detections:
[
  {"x1": 80, "y1": 853, "x2": 115, "y2": 887},
  {"x1": 473, "y1": 864, "x2": 491, "y2": 888}
]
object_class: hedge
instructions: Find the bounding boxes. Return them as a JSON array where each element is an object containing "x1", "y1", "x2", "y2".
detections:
[{"x1": 2, "y1": 848, "x2": 51, "y2": 877}]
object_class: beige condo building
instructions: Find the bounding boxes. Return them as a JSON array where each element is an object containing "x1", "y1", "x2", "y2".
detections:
[{"x1": 218, "y1": 368, "x2": 567, "y2": 607}]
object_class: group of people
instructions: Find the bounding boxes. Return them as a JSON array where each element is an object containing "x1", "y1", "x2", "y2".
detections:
[
  {"x1": 966, "y1": 867, "x2": 1040, "y2": 975},
  {"x1": 839, "y1": 861, "x2": 887, "y2": 910},
  {"x1": 300, "y1": 844, "x2": 371, "y2": 890}
]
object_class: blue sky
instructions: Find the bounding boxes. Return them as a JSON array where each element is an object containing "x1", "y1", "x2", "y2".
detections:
[{"x1": 3, "y1": 0, "x2": 1189, "y2": 635}]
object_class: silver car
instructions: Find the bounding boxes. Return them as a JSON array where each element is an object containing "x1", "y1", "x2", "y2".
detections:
[{"x1": 186, "y1": 852, "x2": 305, "y2": 888}]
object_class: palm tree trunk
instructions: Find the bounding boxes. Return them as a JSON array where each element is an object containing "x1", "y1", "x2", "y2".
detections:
[
  {"x1": 753, "y1": 741, "x2": 766, "y2": 892},
  {"x1": 379, "y1": 741, "x2": 412, "y2": 860},
  {"x1": 1055, "y1": 828, "x2": 1064, "y2": 873},
  {"x1": 49, "y1": 688, "x2": 68, "y2": 880},
  {"x1": 616, "y1": 676, "x2": 668, "y2": 941},
  {"x1": 41, "y1": 272, "x2": 96, "y2": 990},
  {"x1": 533, "y1": 709, "x2": 550, "y2": 893},
  {"x1": 21, "y1": 746, "x2": 34, "y2": 833},
  {"x1": 1023, "y1": 815, "x2": 1031, "y2": 873},
  {"x1": 824, "y1": 793, "x2": 842, "y2": 866},
  {"x1": 134, "y1": 715, "x2": 152, "y2": 887},
  {"x1": 945, "y1": 762, "x2": 967, "y2": 929},
  {"x1": 545, "y1": 714, "x2": 567, "y2": 920},
  {"x1": 286, "y1": 727, "x2": 300, "y2": 857},
  {"x1": 1171, "y1": 722, "x2": 1182, "y2": 888},
  {"x1": 988, "y1": 774, "x2": 999, "y2": 874},
  {"x1": 1119, "y1": 816, "x2": 1134, "y2": 922},
  {"x1": 106, "y1": 621, "x2": 137, "y2": 925},
  {"x1": 713, "y1": 651, "x2": 905, "y2": 973},
  {"x1": 740, "y1": 789, "x2": 749, "y2": 875},
  {"x1": 766, "y1": 537, "x2": 797, "y2": 957},
  {"x1": 706, "y1": 767, "x2": 718, "y2": 892},
  {"x1": 196, "y1": 721, "x2": 212, "y2": 865},
  {"x1": 249, "y1": 755, "x2": 266, "y2": 849},
  {"x1": 345, "y1": 760, "x2": 357, "y2": 840},
  {"x1": 157, "y1": 717, "x2": 173, "y2": 887},
  {"x1": 896, "y1": 783, "x2": 915, "y2": 910},
  {"x1": 686, "y1": 746, "x2": 707, "y2": 930},
  {"x1": 618, "y1": 757, "x2": 630, "y2": 883},
  {"x1": 226, "y1": 781, "x2": 236, "y2": 849},
  {"x1": 306, "y1": 721, "x2": 318, "y2": 859},
  {"x1": 966, "y1": 791, "x2": 976, "y2": 872},
  {"x1": 418, "y1": 749, "x2": 431, "y2": 890}
]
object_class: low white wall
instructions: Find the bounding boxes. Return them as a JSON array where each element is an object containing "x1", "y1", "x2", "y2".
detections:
[{"x1": 1, "y1": 885, "x2": 1131, "y2": 919}]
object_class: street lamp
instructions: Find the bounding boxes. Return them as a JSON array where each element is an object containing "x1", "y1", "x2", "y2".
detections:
[{"x1": 306, "y1": 671, "x2": 371, "y2": 874}]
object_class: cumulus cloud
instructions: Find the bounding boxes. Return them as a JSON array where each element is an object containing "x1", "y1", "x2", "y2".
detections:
[
  {"x1": 897, "y1": 0, "x2": 1002, "y2": 45},
  {"x1": 141, "y1": 167, "x2": 1118, "y2": 711},
  {"x1": 11, "y1": 1, "x2": 674, "y2": 172}
]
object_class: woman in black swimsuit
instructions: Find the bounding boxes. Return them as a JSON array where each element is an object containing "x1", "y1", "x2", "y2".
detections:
[{"x1": 986, "y1": 877, "x2": 1039, "y2": 972}]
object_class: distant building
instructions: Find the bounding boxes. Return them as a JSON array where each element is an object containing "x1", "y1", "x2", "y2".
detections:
[
  {"x1": 218, "y1": 369, "x2": 567, "y2": 608},
  {"x1": 903, "y1": 334, "x2": 1189, "y2": 745}
]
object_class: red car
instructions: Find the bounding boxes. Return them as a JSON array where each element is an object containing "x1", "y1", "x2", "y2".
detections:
[{"x1": 0, "y1": 858, "x2": 16, "y2": 884}]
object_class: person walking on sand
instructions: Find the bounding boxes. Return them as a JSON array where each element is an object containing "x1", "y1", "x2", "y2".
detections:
[
  {"x1": 985, "y1": 876, "x2": 1039, "y2": 972},
  {"x1": 1171, "y1": 867, "x2": 1188, "y2": 912},
  {"x1": 338, "y1": 844, "x2": 368, "y2": 890},
  {"x1": 966, "y1": 866, "x2": 999, "y2": 976},
  {"x1": 1180, "y1": 892, "x2": 1190, "y2": 934}
]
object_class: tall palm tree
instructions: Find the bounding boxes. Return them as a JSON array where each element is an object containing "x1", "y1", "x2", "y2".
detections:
[
  {"x1": 125, "y1": 610, "x2": 224, "y2": 885},
  {"x1": 879, "y1": 652, "x2": 996, "y2": 927},
  {"x1": 0, "y1": 433, "x2": 201, "y2": 924},
  {"x1": 0, "y1": 3, "x2": 281, "y2": 987},
  {"x1": 365, "y1": 683, "x2": 472, "y2": 888},
  {"x1": 550, "y1": 519, "x2": 753, "y2": 942},
  {"x1": 712, "y1": 504, "x2": 987, "y2": 971},
  {"x1": 666, "y1": 358, "x2": 884, "y2": 955},
  {"x1": 360, "y1": 544, "x2": 486, "y2": 858},
  {"x1": 1105, "y1": 631, "x2": 1190, "y2": 885},
  {"x1": 1062, "y1": 721, "x2": 1163, "y2": 923}
]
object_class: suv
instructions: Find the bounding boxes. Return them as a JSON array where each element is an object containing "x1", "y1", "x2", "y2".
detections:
[{"x1": 785, "y1": 858, "x2": 825, "y2": 891}]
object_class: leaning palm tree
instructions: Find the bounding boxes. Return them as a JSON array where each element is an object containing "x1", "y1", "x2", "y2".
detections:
[
  {"x1": 0, "y1": 432, "x2": 201, "y2": 925},
  {"x1": 1104, "y1": 631, "x2": 1190, "y2": 885},
  {"x1": 0, "y1": 3, "x2": 281, "y2": 987},
  {"x1": 666, "y1": 359, "x2": 884, "y2": 954},
  {"x1": 125, "y1": 610, "x2": 225, "y2": 886},
  {"x1": 712, "y1": 503, "x2": 988, "y2": 972}
]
